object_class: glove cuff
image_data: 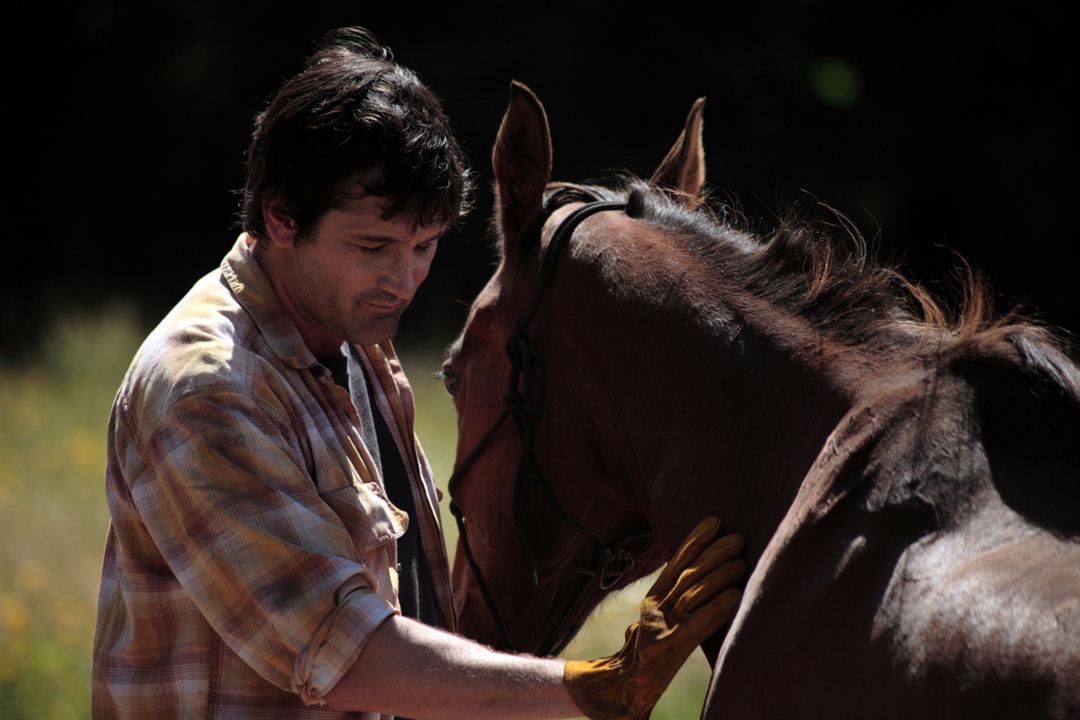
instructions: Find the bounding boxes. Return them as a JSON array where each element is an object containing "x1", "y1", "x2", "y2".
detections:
[{"x1": 564, "y1": 657, "x2": 639, "y2": 720}]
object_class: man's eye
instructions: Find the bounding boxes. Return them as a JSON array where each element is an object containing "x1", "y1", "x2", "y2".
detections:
[
  {"x1": 354, "y1": 244, "x2": 385, "y2": 254},
  {"x1": 414, "y1": 243, "x2": 435, "y2": 255}
]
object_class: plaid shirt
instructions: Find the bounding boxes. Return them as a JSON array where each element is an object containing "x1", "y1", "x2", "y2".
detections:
[{"x1": 92, "y1": 235, "x2": 456, "y2": 719}]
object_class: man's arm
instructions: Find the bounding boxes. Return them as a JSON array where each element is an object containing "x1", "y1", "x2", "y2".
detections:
[
  {"x1": 326, "y1": 518, "x2": 744, "y2": 720},
  {"x1": 324, "y1": 614, "x2": 578, "y2": 719}
]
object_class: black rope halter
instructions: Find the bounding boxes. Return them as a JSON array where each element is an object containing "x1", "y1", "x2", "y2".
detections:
[{"x1": 447, "y1": 199, "x2": 653, "y2": 656}]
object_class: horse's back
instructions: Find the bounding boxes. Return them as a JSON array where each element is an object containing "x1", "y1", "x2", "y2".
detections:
[
  {"x1": 704, "y1": 526, "x2": 1080, "y2": 719},
  {"x1": 879, "y1": 519, "x2": 1080, "y2": 716},
  {"x1": 886, "y1": 347, "x2": 1080, "y2": 716},
  {"x1": 704, "y1": 352, "x2": 1080, "y2": 719}
]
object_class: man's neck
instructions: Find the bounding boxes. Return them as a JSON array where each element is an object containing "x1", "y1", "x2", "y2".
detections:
[{"x1": 250, "y1": 235, "x2": 345, "y2": 357}]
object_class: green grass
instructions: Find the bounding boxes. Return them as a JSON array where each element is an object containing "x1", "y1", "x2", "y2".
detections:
[{"x1": 0, "y1": 308, "x2": 711, "y2": 719}]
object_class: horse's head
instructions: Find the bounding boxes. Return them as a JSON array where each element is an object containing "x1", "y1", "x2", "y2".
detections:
[{"x1": 443, "y1": 82, "x2": 709, "y2": 653}]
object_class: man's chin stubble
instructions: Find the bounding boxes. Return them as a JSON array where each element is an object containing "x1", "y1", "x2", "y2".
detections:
[{"x1": 348, "y1": 317, "x2": 401, "y2": 346}]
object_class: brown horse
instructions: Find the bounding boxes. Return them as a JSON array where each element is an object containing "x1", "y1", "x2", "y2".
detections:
[{"x1": 442, "y1": 82, "x2": 1080, "y2": 718}]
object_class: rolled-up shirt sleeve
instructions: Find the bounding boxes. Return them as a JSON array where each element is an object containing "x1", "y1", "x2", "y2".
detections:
[
  {"x1": 124, "y1": 385, "x2": 398, "y2": 704},
  {"x1": 294, "y1": 581, "x2": 396, "y2": 704}
]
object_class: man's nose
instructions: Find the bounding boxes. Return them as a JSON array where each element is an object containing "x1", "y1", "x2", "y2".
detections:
[{"x1": 378, "y1": 250, "x2": 421, "y2": 299}]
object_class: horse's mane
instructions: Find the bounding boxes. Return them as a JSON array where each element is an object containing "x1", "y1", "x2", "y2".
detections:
[{"x1": 544, "y1": 178, "x2": 1080, "y2": 403}]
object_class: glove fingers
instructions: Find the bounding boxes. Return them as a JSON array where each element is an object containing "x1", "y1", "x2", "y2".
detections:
[
  {"x1": 653, "y1": 517, "x2": 723, "y2": 593},
  {"x1": 673, "y1": 558, "x2": 745, "y2": 615},
  {"x1": 678, "y1": 587, "x2": 742, "y2": 646},
  {"x1": 664, "y1": 534, "x2": 745, "y2": 605}
]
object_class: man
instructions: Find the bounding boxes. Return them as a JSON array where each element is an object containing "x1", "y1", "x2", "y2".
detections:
[{"x1": 92, "y1": 27, "x2": 744, "y2": 719}]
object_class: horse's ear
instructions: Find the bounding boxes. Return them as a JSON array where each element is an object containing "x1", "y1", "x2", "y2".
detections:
[
  {"x1": 650, "y1": 97, "x2": 707, "y2": 210},
  {"x1": 493, "y1": 80, "x2": 553, "y2": 261}
]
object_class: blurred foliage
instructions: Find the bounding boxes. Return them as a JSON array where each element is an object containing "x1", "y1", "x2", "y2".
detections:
[
  {"x1": 0, "y1": 307, "x2": 142, "y2": 719},
  {"x1": 0, "y1": 307, "x2": 711, "y2": 719}
]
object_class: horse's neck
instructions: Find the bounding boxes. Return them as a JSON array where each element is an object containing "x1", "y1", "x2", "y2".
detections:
[{"x1": 572, "y1": 258, "x2": 870, "y2": 569}]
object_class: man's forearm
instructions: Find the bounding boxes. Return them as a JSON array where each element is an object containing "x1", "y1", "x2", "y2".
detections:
[{"x1": 323, "y1": 614, "x2": 582, "y2": 719}]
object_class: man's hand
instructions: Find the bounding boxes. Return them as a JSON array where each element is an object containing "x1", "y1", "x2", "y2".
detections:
[{"x1": 563, "y1": 517, "x2": 745, "y2": 720}]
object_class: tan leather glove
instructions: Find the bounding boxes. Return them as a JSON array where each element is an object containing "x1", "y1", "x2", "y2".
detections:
[{"x1": 563, "y1": 517, "x2": 744, "y2": 720}]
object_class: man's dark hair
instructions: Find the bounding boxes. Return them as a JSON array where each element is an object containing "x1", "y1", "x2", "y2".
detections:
[{"x1": 241, "y1": 27, "x2": 473, "y2": 240}]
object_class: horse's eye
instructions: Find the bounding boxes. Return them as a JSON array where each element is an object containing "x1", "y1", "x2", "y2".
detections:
[{"x1": 440, "y1": 369, "x2": 460, "y2": 397}]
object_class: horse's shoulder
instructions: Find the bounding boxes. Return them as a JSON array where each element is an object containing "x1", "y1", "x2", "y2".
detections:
[
  {"x1": 827, "y1": 343, "x2": 1080, "y2": 529},
  {"x1": 942, "y1": 329, "x2": 1080, "y2": 536},
  {"x1": 799, "y1": 370, "x2": 982, "y2": 525}
]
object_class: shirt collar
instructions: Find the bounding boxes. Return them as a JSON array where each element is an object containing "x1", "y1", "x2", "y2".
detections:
[{"x1": 221, "y1": 233, "x2": 318, "y2": 370}]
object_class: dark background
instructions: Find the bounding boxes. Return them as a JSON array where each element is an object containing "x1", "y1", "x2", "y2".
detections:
[{"x1": 5, "y1": 2, "x2": 1077, "y2": 359}]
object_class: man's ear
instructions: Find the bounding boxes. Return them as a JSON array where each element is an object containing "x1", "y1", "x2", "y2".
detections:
[{"x1": 261, "y1": 196, "x2": 300, "y2": 248}]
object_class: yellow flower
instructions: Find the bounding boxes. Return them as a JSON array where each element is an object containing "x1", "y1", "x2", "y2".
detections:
[{"x1": 1, "y1": 595, "x2": 29, "y2": 633}]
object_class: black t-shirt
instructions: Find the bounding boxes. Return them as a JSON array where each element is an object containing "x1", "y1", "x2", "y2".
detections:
[{"x1": 318, "y1": 354, "x2": 442, "y2": 629}]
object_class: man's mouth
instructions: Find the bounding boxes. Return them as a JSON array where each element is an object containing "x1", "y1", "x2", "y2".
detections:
[{"x1": 359, "y1": 298, "x2": 407, "y2": 314}]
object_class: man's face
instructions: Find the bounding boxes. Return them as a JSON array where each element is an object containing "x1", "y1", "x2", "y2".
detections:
[{"x1": 280, "y1": 194, "x2": 445, "y2": 347}]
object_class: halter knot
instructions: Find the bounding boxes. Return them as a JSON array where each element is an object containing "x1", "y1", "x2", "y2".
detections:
[
  {"x1": 505, "y1": 320, "x2": 529, "y2": 365},
  {"x1": 597, "y1": 546, "x2": 635, "y2": 590}
]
